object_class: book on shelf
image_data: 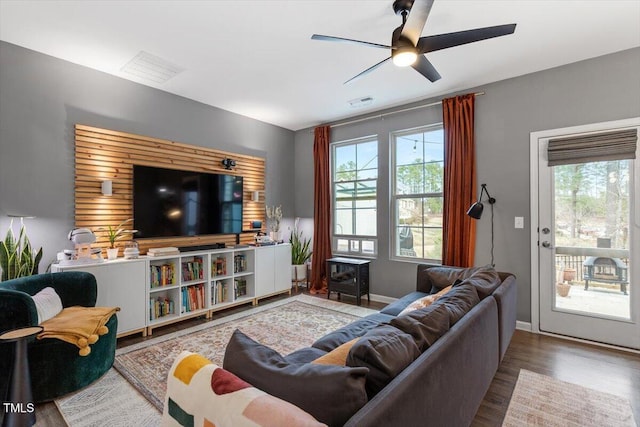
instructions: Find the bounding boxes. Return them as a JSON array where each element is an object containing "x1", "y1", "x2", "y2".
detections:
[
  {"x1": 147, "y1": 247, "x2": 180, "y2": 257},
  {"x1": 182, "y1": 283, "x2": 205, "y2": 313},
  {"x1": 150, "y1": 296, "x2": 174, "y2": 320},
  {"x1": 182, "y1": 257, "x2": 204, "y2": 282},
  {"x1": 211, "y1": 280, "x2": 228, "y2": 304},
  {"x1": 150, "y1": 263, "x2": 175, "y2": 287},
  {"x1": 212, "y1": 256, "x2": 227, "y2": 277},
  {"x1": 234, "y1": 278, "x2": 247, "y2": 299},
  {"x1": 234, "y1": 254, "x2": 247, "y2": 273}
]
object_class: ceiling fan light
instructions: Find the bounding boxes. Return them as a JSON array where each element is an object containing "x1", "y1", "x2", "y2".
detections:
[{"x1": 392, "y1": 49, "x2": 417, "y2": 67}]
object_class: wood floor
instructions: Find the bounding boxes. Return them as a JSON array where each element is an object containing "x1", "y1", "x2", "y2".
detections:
[{"x1": 35, "y1": 290, "x2": 639, "y2": 426}]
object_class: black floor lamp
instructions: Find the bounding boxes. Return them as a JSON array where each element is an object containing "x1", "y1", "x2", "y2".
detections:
[{"x1": 466, "y1": 183, "x2": 496, "y2": 266}]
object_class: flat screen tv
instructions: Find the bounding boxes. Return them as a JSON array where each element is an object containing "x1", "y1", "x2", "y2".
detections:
[{"x1": 133, "y1": 165, "x2": 243, "y2": 238}]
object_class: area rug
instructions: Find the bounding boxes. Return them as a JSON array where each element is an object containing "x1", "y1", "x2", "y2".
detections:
[
  {"x1": 113, "y1": 295, "x2": 374, "y2": 411},
  {"x1": 502, "y1": 369, "x2": 636, "y2": 427}
]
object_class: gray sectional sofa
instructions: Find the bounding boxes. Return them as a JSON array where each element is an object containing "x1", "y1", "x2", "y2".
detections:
[{"x1": 222, "y1": 264, "x2": 517, "y2": 427}]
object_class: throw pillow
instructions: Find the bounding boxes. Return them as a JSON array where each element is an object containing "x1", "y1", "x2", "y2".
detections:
[
  {"x1": 397, "y1": 284, "x2": 454, "y2": 316},
  {"x1": 223, "y1": 329, "x2": 368, "y2": 427},
  {"x1": 435, "y1": 283, "x2": 480, "y2": 325},
  {"x1": 32, "y1": 287, "x2": 63, "y2": 324},
  {"x1": 312, "y1": 338, "x2": 358, "y2": 366},
  {"x1": 390, "y1": 303, "x2": 450, "y2": 351},
  {"x1": 163, "y1": 351, "x2": 326, "y2": 427},
  {"x1": 462, "y1": 266, "x2": 501, "y2": 299},
  {"x1": 346, "y1": 324, "x2": 420, "y2": 398}
]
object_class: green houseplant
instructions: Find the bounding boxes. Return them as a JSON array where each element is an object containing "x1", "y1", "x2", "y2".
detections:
[
  {"x1": 289, "y1": 218, "x2": 312, "y2": 282},
  {"x1": 100, "y1": 219, "x2": 137, "y2": 259},
  {"x1": 0, "y1": 219, "x2": 43, "y2": 281}
]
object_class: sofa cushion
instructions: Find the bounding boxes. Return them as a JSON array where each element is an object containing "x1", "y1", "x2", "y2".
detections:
[
  {"x1": 346, "y1": 324, "x2": 420, "y2": 398},
  {"x1": 284, "y1": 346, "x2": 328, "y2": 364},
  {"x1": 390, "y1": 303, "x2": 450, "y2": 351},
  {"x1": 435, "y1": 283, "x2": 480, "y2": 325},
  {"x1": 164, "y1": 351, "x2": 325, "y2": 427},
  {"x1": 379, "y1": 291, "x2": 429, "y2": 316},
  {"x1": 423, "y1": 266, "x2": 487, "y2": 293},
  {"x1": 461, "y1": 267, "x2": 501, "y2": 299},
  {"x1": 312, "y1": 338, "x2": 358, "y2": 366},
  {"x1": 312, "y1": 312, "x2": 395, "y2": 351},
  {"x1": 223, "y1": 329, "x2": 368, "y2": 427},
  {"x1": 397, "y1": 283, "x2": 456, "y2": 316}
]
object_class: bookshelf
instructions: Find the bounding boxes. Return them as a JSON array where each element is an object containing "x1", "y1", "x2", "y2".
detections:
[{"x1": 54, "y1": 244, "x2": 291, "y2": 336}]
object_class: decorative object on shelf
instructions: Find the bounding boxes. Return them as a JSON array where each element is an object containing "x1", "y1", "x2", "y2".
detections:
[
  {"x1": 266, "y1": 205, "x2": 282, "y2": 241},
  {"x1": 101, "y1": 179, "x2": 113, "y2": 196},
  {"x1": 98, "y1": 219, "x2": 138, "y2": 260},
  {"x1": 467, "y1": 183, "x2": 497, "y2": 266},
  {"x1": 290, "y1": 218, "x2": 312, "y2": 283},
  {"x1": 1, "y1": 217, "x2": 43, "y2": 281},
  {"x1": 221, "y1": 158, "x2": 236, "y2": 170},
  {"x1": 124, "y1": 241, "x2": 140, "y2": 259},
  {"x1": 556, "y1": 282, "x2": 571, "y2": 297}
]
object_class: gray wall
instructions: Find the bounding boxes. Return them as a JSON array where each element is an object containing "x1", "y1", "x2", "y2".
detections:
[
  {"x1": 294, "y1": 47, "x2": 640, "y2": 323},
  {"x1": 0, "y1": 41, "x2": 295, "y2": 269}
]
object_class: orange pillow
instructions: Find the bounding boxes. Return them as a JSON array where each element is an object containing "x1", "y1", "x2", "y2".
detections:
[
  {"x1": 311, "y1": 339, "x2": 358, "y2": 366},
  {"x1": 398, "y1": 285, "x2": 452, "y2": 316}
]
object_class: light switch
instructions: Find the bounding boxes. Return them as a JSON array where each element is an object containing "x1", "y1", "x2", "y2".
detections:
[{"x1": 515, "y1": 217, "x2": 524, "y2": 229}]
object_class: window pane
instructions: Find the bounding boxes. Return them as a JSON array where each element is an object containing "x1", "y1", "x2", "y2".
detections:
[
  {"x1": 350, "y1": 240, "x2": 360, "y2": 252},
  {"x1": 336, "y1": 239, "x2": 349, "y2": 252},
  {"x1": 335, "y1": 209, "x2": 353, "y2": 235},
  {"x1": 396, "y1": 164, "x2": 424, "y2": 195},
  {"x1": 397, "y1": 197, "x2": 423, "y2": 227},
  {"x1": 334, "y1": 145, "x2": 356, "y2": 178},
  {"x1": 357, "y1": 141, "x2": 378, "y2": 173},
  {"x1": 424, "y1": 161, "x2": 444, "y2": 193},
  {"x1": 396, "y1": 134, "x2": 424, "y2": 166},
  {"x1": 423, "y1": 227, "x2": 443, "y2": 260},
  {"x1": 424, "y1": 129, "x2": 444, "y2": 162},
  {"x1": 357, "y1": 168, "x2": 377, "y2": 180},
  {"x1": 362, "y1": 240, "x2": 375, "y2": 254},
  {"x1": 355, "y1": 209, "x2": 376, "y2": 236}
]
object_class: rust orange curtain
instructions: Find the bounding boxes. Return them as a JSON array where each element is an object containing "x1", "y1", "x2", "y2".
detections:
[
  {"x1": 310, "y1": 125, "x2": 332, "y2": 293},
  {"x1": 442, "y1": 94, "x2": 476, "y2": 267}
]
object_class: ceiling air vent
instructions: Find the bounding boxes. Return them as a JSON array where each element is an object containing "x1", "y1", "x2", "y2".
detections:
[
  {"x1": 121, "y1": 51, "x2": 184, "y2": 84},
  {"x1": 348, "y1": 96, "x2": 374, "y2": 108}
]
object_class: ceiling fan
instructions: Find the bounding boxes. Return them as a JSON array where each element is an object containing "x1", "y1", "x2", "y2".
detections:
[{"x1": 311, "y1": 0, "x2": 516, "y2": 84}]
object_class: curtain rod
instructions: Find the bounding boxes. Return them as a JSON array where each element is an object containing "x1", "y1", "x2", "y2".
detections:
[{"x1": 327, "y1": 91, "x2": 485, "y2": 129}]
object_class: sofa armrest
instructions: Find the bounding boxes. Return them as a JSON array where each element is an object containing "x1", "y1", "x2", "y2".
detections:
[
  {"x1": 492, "y1": 274, "x2": 517, "y2": 361},
  {"x1": 49, "y1": 272, "x2": 98, "y2": 307},
  {"x1": 0, "y1": 289, "x2": 38, "y2": 331}
]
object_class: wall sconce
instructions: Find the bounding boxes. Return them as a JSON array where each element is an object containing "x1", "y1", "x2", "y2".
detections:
[
  {"x1": 221, "y1": 158, "x2": 236, "y2": 170},
  {"x1": 467, "y1": 183, "x2": 496, "y2": 266},
  {"x1": 251, "y1": 191, "x2": 261, "y2": 202},
  {"x1": 101, "y1": 180, "x2": 113, "y2": 196}
]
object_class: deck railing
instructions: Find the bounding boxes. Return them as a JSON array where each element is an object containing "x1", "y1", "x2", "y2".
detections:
[{"x1": 555, "y1": 247, "x2": 630, "y2": 282}]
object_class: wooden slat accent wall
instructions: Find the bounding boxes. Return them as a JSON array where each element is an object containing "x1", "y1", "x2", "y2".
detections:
[{"x1": 75, "y1": 124, "x2": 265, "y2": 253}]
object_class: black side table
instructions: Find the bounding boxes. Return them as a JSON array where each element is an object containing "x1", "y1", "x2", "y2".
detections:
[
  {"x1": 1, "y1": 326, "x2": 42, "y2": 427},
  {"x1": 327, "y1": 257, "x2": 370, "y2": 306}
]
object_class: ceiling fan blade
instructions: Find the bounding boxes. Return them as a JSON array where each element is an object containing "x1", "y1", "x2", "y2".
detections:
[
  {"x1": 344, "y1": 57, "x2": 392, "y2": 84},
  {"x1": 311, "y1": 34, "x2": 392, "y2": 49},
  {"x1": 400, "y1": 0, "x2": 435, "y2": 46},
  {"x1": 411, "y1": 55, "x2": 441, "y2": 82},
  {"x1": 417, "y1": 24, "x2": 517, "y2": 54}
]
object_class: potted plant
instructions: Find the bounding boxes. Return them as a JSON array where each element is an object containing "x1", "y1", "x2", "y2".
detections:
[
  {"x1": 100, "y1": 219, "x2": 137, "y2": 260},
  {"x1": 556, "y1": 281, "x2": 571, "y2": 297},
  {"x1": 289, "y1": 218, "x2": 312, "y2": 282},
  {"x1": 0, "y1": 219, "x2": 43, "y2": 281}
]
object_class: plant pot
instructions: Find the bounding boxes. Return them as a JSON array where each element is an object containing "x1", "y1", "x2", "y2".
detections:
[
  {"x1": 562, "y1": 268, "x2": 576, "y2": 282},
  {"x1": 292, "y1": 264, "x2": 307, "y2": 282},
  {"x1": 106, "y1": 247, "x2": 119, "y2": 260},
  {"x1": 556, "y1": 282, "x2": 571, "y2": 297}
]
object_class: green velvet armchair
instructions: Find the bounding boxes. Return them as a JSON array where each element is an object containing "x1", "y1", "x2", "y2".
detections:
[{"x1": 0, "y1": 272, "x2": 118, "y2": 406}]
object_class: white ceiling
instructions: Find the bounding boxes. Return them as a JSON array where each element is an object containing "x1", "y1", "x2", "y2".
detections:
[{"x1": 1, "y1": 1, "x2": 639, "y2": 131}]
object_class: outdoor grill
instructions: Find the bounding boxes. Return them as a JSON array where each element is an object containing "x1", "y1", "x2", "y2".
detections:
[{"x1": 583, "y1": 256, "x2": 628, "y2": 295}]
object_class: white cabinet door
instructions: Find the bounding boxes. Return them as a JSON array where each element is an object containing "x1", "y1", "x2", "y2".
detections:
[
  {"x1": 254, "y1": 247, "x2": 275, "y2": 297},
  {"x1": 52, "y1": 260, "x2": 147, "y2": 335},
  {"x1": 274, "y1": 244, "x2": 292, "y2": 292}
]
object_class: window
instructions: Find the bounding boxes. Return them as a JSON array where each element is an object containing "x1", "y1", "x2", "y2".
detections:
[
  {"x1": 332, "y1": 137, "x2": 378, "y2": 256},
  {"x1": 391, "y1": 126, "x2": 444, "y2": 262}
]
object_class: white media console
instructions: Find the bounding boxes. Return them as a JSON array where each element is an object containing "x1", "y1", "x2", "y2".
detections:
[{"x1": 51, "y1": 244, "x2": 292, "y2": 337}]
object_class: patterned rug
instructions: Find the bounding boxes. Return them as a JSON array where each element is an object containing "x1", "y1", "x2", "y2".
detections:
[
  {"x1": 113, "y1": 295, "x2": 372, "y2": 411},
  {"x1": 502, "y1": 369, "x2": 636, "y2": 426}
]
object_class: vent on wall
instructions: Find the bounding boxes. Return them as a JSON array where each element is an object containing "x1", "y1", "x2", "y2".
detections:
[{"x1": 121, "y1": 51, "x2": 184, "y2": 84}]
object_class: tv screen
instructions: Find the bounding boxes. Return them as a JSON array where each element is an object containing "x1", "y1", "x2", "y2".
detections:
[{"x1": 133, "y1": 165, "x2": 243, "y2": 238}]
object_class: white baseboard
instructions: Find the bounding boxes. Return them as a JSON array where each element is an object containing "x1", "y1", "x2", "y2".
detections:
[
  {"x1": 516, "y1": 321, "x2": 532, "y2": 331},
  {"x1": 369, "y1": 293, "x2": 397, "y2": 304}
]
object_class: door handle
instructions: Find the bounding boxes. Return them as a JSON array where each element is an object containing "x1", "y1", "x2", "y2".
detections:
[{"x1": 541, "y1": 241, "x2": 552, "y2": 248}]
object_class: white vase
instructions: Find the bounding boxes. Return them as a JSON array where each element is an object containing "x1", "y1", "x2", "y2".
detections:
[
  {"x1": 106, "y1": 247, "x2": 119, "y2": 260},
  {"x1": 292, "y1": 264, "x2": 307, "y2": 282},
  {"x1": 269, "y1": 231, "x2": 280, "y2": 242}
]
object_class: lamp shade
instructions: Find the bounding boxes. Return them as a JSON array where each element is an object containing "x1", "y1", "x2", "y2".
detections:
[{"x1": 467, "y1": 202, "x2": 484, "y2": 219}]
